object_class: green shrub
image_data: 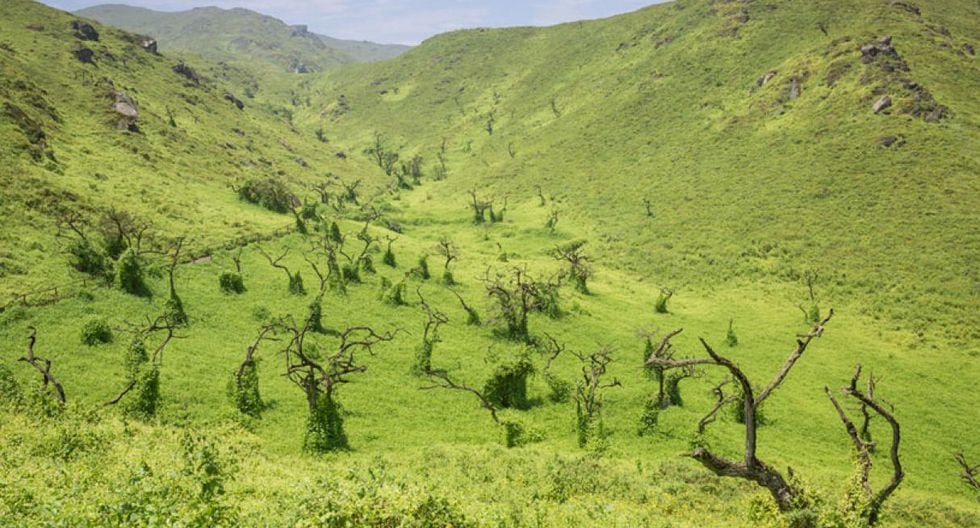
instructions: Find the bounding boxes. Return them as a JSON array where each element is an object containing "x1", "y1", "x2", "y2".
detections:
[
  {"x1": 68, "y1": 238, "x2": 112, "y2": 282},
  {"x1": 382, "y1": 279, "x2": 406, "y2": 306},
  {"x1": 637, "y1": 395, "x2": 660, "y2": 436},
  {"x1": 117, "y1": 249, "x2": 149, "y2": 296},
  {"x1": 0, "y1": 364, "x2": 22, "y2": 409},
  {"x1": 288, "y1": 271, "x2": 306, "y2": 295},
  {"x1": 412, "y1": 255, "x2": 430, "y2": 280},
  {"x1": 229, "y1": 361, "x2": 263, "y2": 418},
  {"x1": 501, "y1": 418, "x2": 541, "y2": 448},
  {"x1": 81, "y1": 317, "x2": 113, "y2": 346},
  {"x1": 544, "y1": 372, "x2": 572, "y2": 403},
  {"x1": 412, "y1": 341, "x2": 433, "y2": 375},
  {"x1": 441, "y1": 269, "x2": 455, "y2": 285},
  {"x1": 654, "y1": 291, "x2": 671, "y2": 314},
  {"x1": 219, "y1": 271, "x2": 245, "y2": 293},
  {"x1": 235, "y1": 178, "x2": 296, "y2": 213},
  {"x1": 484, "y1": 356, "x2": 534, "y2": 410},
  {"x1": 726, "y1": 319, "x2": 739, "y2": 347},
  {"x1": 122, "y1": 338, "x2": 160, "y2": 419},
  {"x1": 166, "y1": 293, "x2": 188, "y2": 326},
  {"x1": 308, "y1": 298, "x2": 326, "y2": 333},
  {"x1": 383, "y1": 246, "x2": 397, "y2": 267}
]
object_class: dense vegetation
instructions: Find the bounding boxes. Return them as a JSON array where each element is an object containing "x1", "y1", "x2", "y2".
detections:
[{"x1": 0, "y1": 0, "x2": 977, "y2": 526}]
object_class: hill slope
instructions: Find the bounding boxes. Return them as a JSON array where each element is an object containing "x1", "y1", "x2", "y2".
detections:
[
  {"x1": 297, "y1": 0, "x2": 980, "y2": 349},
  {"x1": 76, "y1": 4, "x2": 411, "y2": 73}
]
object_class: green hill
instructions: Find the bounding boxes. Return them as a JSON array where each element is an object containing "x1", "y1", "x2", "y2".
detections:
[
  {"x1": 76, "y1": 4, "x2": 411, "y2": 73},
  {"x1": 1, "y1": 0, "x2": 978, "y2": 527}
]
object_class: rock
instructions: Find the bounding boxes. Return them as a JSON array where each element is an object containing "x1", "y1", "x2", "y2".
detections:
[
  {"x1": 964, "y1": 43, "x2": 976, "y2": 56},
  {"x1": 756, "y1": 70, "x2": 777, "y2": 87},
  {"x1": 172, "y1": 62, "x2": 200, "y2": 85},
  {"x1": 112, "y1": 91, "x2": 139, "y2": 130},
  {"x1": 789, "y1": 76, "x2": 802, "y2": 99},
  {"x1": 860, "y1": 36, "x2": 898, "y2": 63},
  {"x1": 878, "y1": 135, "x2": 905, "y2": 147},
  {"x1": 295, "y1": 157, "x2": 309, "y2": 168},
  {"x1": 73, "y1": 46, "x2": 94, "y2": 64},
  {"x1": 224, "y1": 92, "x2": 244, "y2": 110},
  {"x1": 141, "y1": 37, "x2": 158, "y2": 54},
  {"x1": 335, "y1": 151, "x2": 347, "y2": 160},
  {"x1": 873, "y1": 95, "x2": 892, "y2": 113},
  {"x1": 71, "y1": 20, "x2": 99, "y2": 41},
  {"x1": 924, "y1": 107, "x2": 946, "y2": 123},
  {"x1": 891, "y1": 1, "x2": 920, "y2": 16}
]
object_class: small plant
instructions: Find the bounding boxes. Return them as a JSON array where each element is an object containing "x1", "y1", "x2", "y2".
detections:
[
  {"x1": 654, "y1": 288, "x2": 673, "y2": 314},
  {"x1": 726, "y1": 319, "x2": 739, "y2": 347},
  {"x1": 219, "y1": 271, "x2": 245, "y2": 293},
  {"x1": 637, "y1": 395, "x2": 660, "y2": 436},
  {"x1": 81, "y1": 317, "x2": 113, "y2": 345}
]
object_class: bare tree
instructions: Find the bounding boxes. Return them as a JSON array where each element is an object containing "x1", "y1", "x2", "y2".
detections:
[
  {"x1": 825, "y1": 365, "x2": 904, "y2": 526},
  {"x1": 106, "y1": 314, "x2": 180, "y2": 416},
  {"x1": 468, "y1": 190, "x2": 493, "y2": 224},
  {"x1": 646, "y1": 310, "x2": 834, "y2": 514},
  {"x1": 954, "y1": 452, "x2": 980, "y2": 491},
  {"x1": 553, "y1": 240, "x2": 592, "y2": 294},
  {"x1": 422, "y1": 369, "x2": 500, "y2": 425},
  {"x1": 259, "y1": 247, "x2": 305, "y2": 295},
  {"x1": 19, "y1": 327, "x2": 66, "y2": 406},
  {"x1": 449, "y1": 288, "x2": 481, "y2": 326},
  {"x1": 642, "y1": 328, "x2": 686, "y2": 408}
]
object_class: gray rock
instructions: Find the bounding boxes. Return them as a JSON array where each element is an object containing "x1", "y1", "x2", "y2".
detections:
[
  {"x1": 141, "y1": 37, "x2": 158, "y2": 54},
  {"x1": 73, "y1": 47, "x2": 94, "y2": 64},
  {"x1": 789, "y1": 76, "x2": 802, "y2": 100},
  {"x1": 112, "y1": 92, "x2": 139, "y2": 130},
  {"x1": 757, "y1": 70, "x2": 777, "y2": 87},
  {"x1": 873, "y1": 95, "x2": 892, "y2": 113},
  {"x1": 71, "y1": 21, "x2": 99, "y2": 41}
]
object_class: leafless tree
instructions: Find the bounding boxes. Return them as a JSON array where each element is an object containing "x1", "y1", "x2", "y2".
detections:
[
  {"x1": 646, "y1": 310, "x2": 834, "y2": 514},
  {"x1": 414, "y1": 288, "x2": 449, "y2": 374},
  {"x1": 259, "y1": 247, "x2": 305, "y2": 295},
  {"x1": 553, "y1": 240, "x2": 592, "y2": 294},
  {"x1": 825, "y1": 365, "x2": 904, "y2": 526},
  {"x1": 422, "y1": 369, "x2": 500, "y2": 425},
  {"x1": 954, "y1": 452, "x2": 980, "y2": 491},
  {"x1": 19, "y1": 327, "x2": 66, "y2": 406}
]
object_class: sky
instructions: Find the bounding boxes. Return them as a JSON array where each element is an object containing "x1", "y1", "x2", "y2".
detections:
[{"x1": 40, "y1": 0, "x2": 668, "y2": 45}]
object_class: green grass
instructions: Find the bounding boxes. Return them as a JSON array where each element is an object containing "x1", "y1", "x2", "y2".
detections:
[{"x1": 0, "y1": 0, "x2": 978, "y2": 526}]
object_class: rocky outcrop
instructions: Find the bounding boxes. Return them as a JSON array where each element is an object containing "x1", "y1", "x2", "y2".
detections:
[
  {"x1": 873, "y1": 95, "x2": 892, "y2": 113},
  {"x1": 756, "y1": 70, "x2": 777, "y2": 87},
  {"x1": 73, "y1": 46, "x2": 94, "y2": 64},
  {"x1": 788, "y1": 76, "x2": 802, "y2": 99},
  {"x1": 71, "y1": 20, "x2": 99, "y2": 41},
  {"x1": 141, "y1": 37, "x2": 158, "y2": 54},
  {"x1": 224, "y1": 92, "x2": 244, "y2": 110},
  {"x1": 890, "y1": 1, "x2": 920, "y2": 16},
  {"x1": 112, "y1": 91, "x2": 139, "y2": 131},
  {"x1": 172, "y1": 62, "x2": 200, "y2": 85}
]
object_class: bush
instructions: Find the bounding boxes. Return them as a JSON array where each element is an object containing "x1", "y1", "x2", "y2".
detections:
[
  {"x1": 654, "y1": 291, "x2": 670, "y2": 314},
  {"x1": 68, "y1": 239, "x2": 112, "y2": 282},
  {"x1": 412, "y1": 256, "x2": 430, "y2": 280},
  {"x1": 219, "y1": 271, "x2": 245, "y2": 293},
  {"x1": 637, "y1": 395, "x2": 660, "y2": 436},
  {"x1": 501, "y1": 418, "x2": 542, "y2": 448},
  {"x1": 229, "y1": 361, "x2": 263, "y2": 418},
  {"x1": 544, "y1": 372, "x2": 572, "y2": 403},
  {"x1": 381, "y1": 278, "x2": 406, "y2": 306},
  {"x1": 0, "y1": 364, "x2": 22, "y2": 409},
  {"x1": 122, "y1": 338, "x2": 160, "y2": 419},
  {"x1": 726, "y1": 319, "x2": 739, "y2": 347},
  {"x1": 288, "y1": 272, "x2": 306, "y2": 295},
  {"x1": 166, "y1": 293, "x2": 188, "y2": 326},
  {"x1": 484, "y1": 356, "x2": 534, "y2": 410},
  {"x1": 81, "y1": 317, "x2": 113, "y2": 346},
  {"x1": 413, "y1": 341, "x2": 433, "y2": 375},
  {"x1": 235, "y1": 178, "x2": 296, "y2": 213},
  {"x1": 117, "y1": 249, "x2": 149, "y2": 296}
]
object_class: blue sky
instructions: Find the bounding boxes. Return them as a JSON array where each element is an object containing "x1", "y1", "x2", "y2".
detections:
[{"x1": 41, "y1": 0, "x2": 668, "y2": 45}]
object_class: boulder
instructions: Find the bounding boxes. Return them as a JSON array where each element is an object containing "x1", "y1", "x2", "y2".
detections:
[
  {"x1": 756, "y1": 70, "x2": 777, "y2": 87},
  {"x1": 224, "y1": 92, "x2": 244, "y2": 110},
  {"x1": 789, "y1": 76, "x2": 802, "y2": 100},
  {"x1": 873, "y1": 95, "x2": 892, "y2": 113},
  {"x1": 73, "y1": 46, "x2": 94, "y2": 64},
  {"x1": 112, "y1": 91, "x2": 139, "y2": 130},
  {"x1": 878, "y1": 136, "x2": 905, "y2": 147},
  {"x1": 141, "y1": 37, "x2": 158, "y2": 54},
  {"x1": 71, "y1": 20, "x2": 99, "y2": 41}
]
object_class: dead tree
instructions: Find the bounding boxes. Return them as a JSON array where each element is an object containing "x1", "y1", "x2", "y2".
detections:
[
  {"x1": 468, "y1": 190, "x2": 493, "y2": 224},
  {"x1": 643, "y1": 198, "x2": 653, "y2": 218},
  {"x1": 573, "y1": 347, "x2": 621, "y2": 447},
  {"x1": 450, "y1": 288, "x2": 481, "y2": 325},
  {"x1": 232, "y1": 247, "x2": 243, "y2": 274},
  {"x1": 101, "y1": 207, "x2": 150, "y2": 258},
  {"x1": 642, "y1": 328, "x2": 686, "y2": 409},
  {"x1": 646, "y1": 310, "x2": 834, "y2": 515},
  {"x1": 435, "y1": 237, "x2": 457, "y2": 284},
  {"x1": 545, "y1": 207, "x2": 560, "y2": 232},
  {"x1": 541, "y1": 334, "x2": 572, "y2": 403},
  {"x1": 825, "y1": 365, "x2": 903, "y2": 526},
  {"x1": 535, "y1": 186, "x2": 547, "y2": 206},
  {"x1": 954, "y1": 452, "x2": 980, "y2": 491},
  {"x1": 340, "y1": 179, "x2": 361, "y2": 205},
  {"x1": 414, "y1": 288, "x2": 449, "y2": 374},
  {"x1": 259, "y1": 247, "x2": 305, "y2": 295},
  {"x1": 553, "y1": 240, "x2": 592, "y2": 294},
  {"x1": 483, "y1": 267, "x2": 539, "y2": 343},
  {"x1": 422, "y1": 369, "x2": 500, "y2": 425},
  {"x1": 19, "y1": 327, "x2": 66, "y2": 406},
  {"x1": 231, "y1": 325, "x2": 278, "y2": 417},
  {"x1": 279, "y1": 312, "x2": 394, "y2": 452}
]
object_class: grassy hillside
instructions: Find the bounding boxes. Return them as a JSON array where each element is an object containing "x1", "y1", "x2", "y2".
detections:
[
  {"x1": 0, "y1": 0, "x2": 386, "y2": 300},
  {"x1": 297, "y1": 0, "x2": 980, "y2": 351},
  {"x1": 76, "y1": 4, "x2": 411, "y2": 72},
  {"x1": 0, "y1": 0, "x2": 978, "y2": 526}
]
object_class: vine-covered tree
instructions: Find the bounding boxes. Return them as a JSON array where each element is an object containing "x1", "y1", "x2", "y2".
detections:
[
  {"x1": 435, "y1": 237, "x2": 458, "y2": 285},
  {"x1": 230, "y1": 325, "x2": 277, "y2": 417},
  {"x1": 414, "y1": 288, "x2": 448, "y2": 375},
  {"x1": 553, "y1": 240, "x2": 592, "y2": 294},
  {"x1": 107, "y1": 314, "x2": 180, "y2": 419},
  {"x1": 259, "y1": 247, "x2": 305, "y2": 295},
  {"x1": 573, "y1": 347, "x2": 620, "y2": 449}
]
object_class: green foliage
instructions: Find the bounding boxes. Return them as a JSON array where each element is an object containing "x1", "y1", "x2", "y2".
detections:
[
  {"x1": 219, "y1": 271, "x2": 245, "y2": 293},
  {"x1": 381, "y1": 278, "x2": 406, "y2": 306},
  {"x1": 501, "y1": 417, "x2": 541, "y2": 448},
  {"x1": 329, "y1": 222, "x2": 343, "y2": 244},
  {"x1": 81, "y1": 317, "x2": 113, "y2": 345},
  {"x1": 68, "y1": 238, "x2": 112, "y2": 282},
  {"x1": 235, "y1": 178, "x2": 296, "y2": 214},
  {"x1": 229, "y1": 359, "x2": 263, "y2": 418},
  {"x1": 654, "y1": 291, "x2": 671, "y2": 314},
  {"x1": 382, "y1": 246, "x2": 397, "y2": 267},
  {"x1": 483, "y1": 355, "x2": 534, "y2": 410},
  {"x1": 412, "y1": 255, "x2": 430, "y2": 280},
  {"x1": 0, "y1": 364, "x2": 22, "y2": 409},
  {"x1": 122, "y1": 338, "x2": 160, "y2": 419},
  {"x1": 288, "y1": 271, "x2": 306, "y2": 295},
  {"x1": 166, "y1": 292, "x2": 188, "y2": 326},
  {"x1": 637, "y1": 395, "x2": 660, "y2": 437},
  {"x1": 308, "y1": 298, "x2": 326, "y2": 333},
  {"x1": 543, "y1": 371, "x2": 571, "y2": 403},
  {"x1": 305, "y1": 393, "x2": 347, "y2": 452},
  {"x1": 441, "y1": 269, "x2": 455, "y2": 286},
  {"x1": 413, "y1": 340, "x2": 433, "y2": 375},
  {"x1": 116, "y1": 249, "x2": 149, "y2": 297}
]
